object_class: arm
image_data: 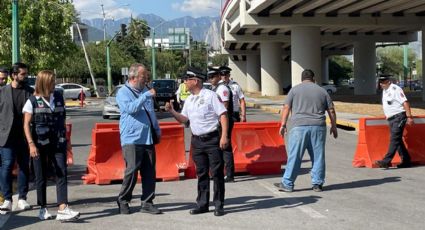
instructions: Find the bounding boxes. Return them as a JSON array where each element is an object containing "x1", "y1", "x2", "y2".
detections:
[
  {"x1": 165, "y1": 100, "x2": 189, "y2": 124},
  {"x1": 116, "y1": 88, "x2": 155, "y2": 115},
  {"x1": 403, "y1": 101, "x2": 414, "y2": 125},
  {"x1": 219, "y1": 113, "x2": 229, "y2": 150},
  {"x1": 23, "y1": 113, "x2": 38, "y2": 158},
  {"x1": 279, "y1": 104, "x2": 290, "y2": 136},
  {"x1": 327, "y1": 107, "x2": 338, "y2": 139},
  {"x1": 239, "y1": 98, "x2": 246, "y2": 122}
]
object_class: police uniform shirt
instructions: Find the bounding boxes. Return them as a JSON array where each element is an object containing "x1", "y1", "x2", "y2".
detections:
[
  {"x1": 214, "y1": 84, "x2": 230, "y2": 103},
  {"x1": 22, "y1": 93, "x2": 58, "y2": 114},
  {"x1": 227, "y1": 80, "x2": 244, "y2": 112},
  {"x1": 181, "y1": 88, "x2": 226, "y2": 136},
  {"x1": 382, "y1": 83, "x2": 407, "y2": 118}
]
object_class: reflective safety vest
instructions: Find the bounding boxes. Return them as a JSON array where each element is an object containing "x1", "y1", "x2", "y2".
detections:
[
  {"x1": 179, "y1": 83, "x2": 190, "y2": 101},
  {"x1": 29, "y1": 91, "x2": 67, "y2": 151}
]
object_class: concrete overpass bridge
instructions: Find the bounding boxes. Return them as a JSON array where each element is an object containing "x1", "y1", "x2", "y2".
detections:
[{"x1": 220, "y1": 0, "x2": 425, "y2": 100}]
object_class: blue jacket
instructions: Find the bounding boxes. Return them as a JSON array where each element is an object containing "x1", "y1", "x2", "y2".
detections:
[{"x1": 116, "y1": 82, "x2": 161, "y2": 146}]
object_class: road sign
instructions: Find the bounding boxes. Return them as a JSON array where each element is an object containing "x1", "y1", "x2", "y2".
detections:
[{"x1": 121, "y1": 67, "x2": 128, "y2": 76}]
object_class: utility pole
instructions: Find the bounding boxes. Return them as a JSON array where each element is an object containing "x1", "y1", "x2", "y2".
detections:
[
  {"x1": 12, "y1": 0, "x2": 20, "y2": 63},
  {"x1": 152, "y1": 28, "x2": 156, "y2": 80},
  {"x1": 101, "y1": 4, "x2": 106, "y2": 42}
]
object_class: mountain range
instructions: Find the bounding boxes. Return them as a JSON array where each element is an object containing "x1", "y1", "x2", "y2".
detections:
[{"x1": 81, "y1": 14, "x2": 221, "y2": 50}]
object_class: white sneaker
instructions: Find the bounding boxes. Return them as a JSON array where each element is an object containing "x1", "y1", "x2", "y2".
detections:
[
  {"x1": 38, "y1": 208, "x2": 53, "y2": 220},
  {"x1": 0, "y1": 200, "x2": 12, "y2": 215},
  {"x1": 56, "y1": 205, "x2": 80, "y2": 222},
  {"x1": 17, "y1": 199, "x2": 31, "y2": 210}
]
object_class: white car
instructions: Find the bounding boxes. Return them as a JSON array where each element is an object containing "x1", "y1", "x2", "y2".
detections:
[
  {"x1": 57, "y1": 83, "x2": 91, "y2": 100},
  {"x1": 322, "y1": 84, "x2": 337, "y2": 94},
  {"x1": 102, "y1": 85, "x2": 123, "y2": 119}
]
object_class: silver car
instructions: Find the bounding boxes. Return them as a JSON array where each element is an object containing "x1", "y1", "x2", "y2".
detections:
[
  {"x1": 102, "y1": 85, "x2": 123, "y2": 119},
  {"x1": 57, "y1": 83, "x2": 91, "y2": 100}
]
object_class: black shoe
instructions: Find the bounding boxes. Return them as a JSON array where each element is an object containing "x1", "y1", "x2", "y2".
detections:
[
  {"x1": 141, "y1": 202, "x2": 162, "y2": 215},
  {"x1": 189, "y1": 207, "x2": 208, "y2": 215},
  {"x1": 312, "y1": 184, "x2": 323, "y2": 192},
  {"x1": 117, "y1": 201, "x2": 130, "y2": 215},
  {"x1": 375, "y1": 160, "x2": 390, "y2": 169},
  {"x1": 214, "y1": 208, "x2": 224, "y2": 216},
  {"x1": 397, "y1": 162, "x2": 411, "y2": 168},
  {"x1": 224, "y1": 176, "x2": 235, "y2": 183},
  {"x1": 273, "y1": 182, "x2": 293, "y2": 192}
]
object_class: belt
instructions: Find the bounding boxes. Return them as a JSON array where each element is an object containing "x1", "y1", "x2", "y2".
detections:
[
  {"x1": 388, "y1": 112, "x2": 406, "y2": 121},
  {"x1": 193, "y1": 130, "x2": 219, "y2": 141}
]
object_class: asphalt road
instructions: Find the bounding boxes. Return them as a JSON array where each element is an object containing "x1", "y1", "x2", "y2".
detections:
[{"x1": 1, "y1": 104, "x2": 424, "y2": 229}]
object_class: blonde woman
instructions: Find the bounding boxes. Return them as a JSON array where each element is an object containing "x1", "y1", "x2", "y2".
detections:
[{"x1": 23, "y1": 70, "x2": 79, "y2": 221}]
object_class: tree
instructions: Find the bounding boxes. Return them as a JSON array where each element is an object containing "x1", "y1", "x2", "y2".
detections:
[
  {"x1": 0, "y1": 0, "x2": 76, "y2": 73},
  {"x1": 377, "y1": 46, "x2": 416, "y2": 80},
  {"x1": 211, "y1": 54, "x2": 229, "y2": 66},
  {"x1": 329, "y1": 55, "x2": 353, "y2": 85}
]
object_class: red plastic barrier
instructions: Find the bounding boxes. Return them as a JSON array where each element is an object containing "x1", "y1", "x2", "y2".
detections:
[
  {"x1": 185, "y1": 121, "x2": 287, "y2": 178},
  {"x1": 82, "y1": 124, "x2": 186, "y2": 184},
  {"x1": 353, "y1": 116, "x2": 425, "y2": 168}
]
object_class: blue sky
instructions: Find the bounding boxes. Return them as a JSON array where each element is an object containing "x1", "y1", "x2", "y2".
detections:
[{"x1": 73, "y1": 0, "x2": 223, "y2": 20}]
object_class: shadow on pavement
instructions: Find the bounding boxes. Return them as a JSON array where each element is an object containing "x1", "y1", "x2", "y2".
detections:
[{"x1": 297, "y1": 176, "x2": 401, "y2": 192}]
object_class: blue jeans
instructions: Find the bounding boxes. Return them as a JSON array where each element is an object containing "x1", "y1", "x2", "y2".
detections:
[
  {"x1": 0, "y1": 143, "x2": 30, "y2": 201},
  {"x1": 282, "y1": 126, "x2": 326, "y2": 188}
]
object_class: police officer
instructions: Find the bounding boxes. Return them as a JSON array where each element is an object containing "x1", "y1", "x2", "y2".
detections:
[
  {"x1": 208, "y1": 66, "x2": 235, "y2": 183},
  {"x1": 219, "y1": 66, "x2": 247, "y2": 122},
  {"x1": 176, "y1": 78, "x2": 190, "y2": 109},
  {"x1": 375, "y1": 75, "x2": 414, "y2": 168},
  {"x1": 165, "y1": 67, "x2": 228, "y2": 217}
]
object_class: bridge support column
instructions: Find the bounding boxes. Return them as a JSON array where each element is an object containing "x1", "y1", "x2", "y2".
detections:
[
  {"x1": 246, "y1": 55, "x2": 261, "y2": 92},
  {"x1": 228, "y1": 57, "x2": 247, "y2": 90},
  {"x1": 261, "y1": 42, "x2": 283, "y2": 96},
  {"x1": 291, "y1": 27, "x2": 322, "y2": 86},
  {"x1": 322, "y1": 56, "x2": 329, "y2": 84},
  {"x1": 354, "y1": 41, "x2": 376, "y2": 95}
]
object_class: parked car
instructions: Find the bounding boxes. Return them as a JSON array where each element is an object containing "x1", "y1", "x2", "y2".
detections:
[
  {"x1": 151, "y1": 79, "x2": 179, "y2": 110},
  {"x1": 322, "y1": 83, "x2": 337, "y2": 94},
  {"x1": 102, "y1": 84, "x2": 123, "y2": 119},
  {"x1": 57, "y1": 83, "x2": 91, "y2": 100},
  {"x1": 27, "y1": 76, "x2": 64, "y2": 96}
]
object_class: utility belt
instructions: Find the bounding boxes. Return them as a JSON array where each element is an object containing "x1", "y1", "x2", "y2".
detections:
[
  {"x1": 387, "y1": 112, "x2": 406, "y2": 121},
  {"x1": 192, "y1": 130, "x2": 219, "y2": 142}
]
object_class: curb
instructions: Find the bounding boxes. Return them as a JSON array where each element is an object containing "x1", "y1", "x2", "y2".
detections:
[{"x1": 246, "y1": 101, "x2": 359, "y2": 131}]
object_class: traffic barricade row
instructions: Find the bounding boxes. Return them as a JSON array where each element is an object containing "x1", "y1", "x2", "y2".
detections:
[{"x1": 353, "y1": 116, "x2": 425, "y2": 168}]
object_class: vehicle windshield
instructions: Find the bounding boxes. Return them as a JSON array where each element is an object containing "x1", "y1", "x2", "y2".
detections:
[{"x1": 152, "y1": 80, "x2": 175, "y2": 89}]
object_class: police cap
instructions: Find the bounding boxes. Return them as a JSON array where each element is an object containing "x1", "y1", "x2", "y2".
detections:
[
  {"x1": 378, "y1": 74, "x2": 391, "y2": 81},
  {"x1": 207, "y1": 66, "x2": 220, "y2": 78},
  {"x1": 219, "y1": 66, "x2": 232, "y2": 75},
  {"x1": 186, "y1": 66, "x2": 206, "y2": 81}
]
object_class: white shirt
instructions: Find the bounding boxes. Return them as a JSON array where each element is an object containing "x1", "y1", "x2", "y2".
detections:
[
  {"x1": 181, "y1": 88, "x2": 226, "y2": 136},
  {"x1": 382, "y1": 83, "x2": 407, "y2": 118},
  {"x1": 214, "y1": 84, "x2": 230, "y2": 102},
  {"x1": 22, "y1": 93, "x2": 57, "y2": 114},
  {"x1": 227, "y1": 81, "x2": 245, "y2": 112}
]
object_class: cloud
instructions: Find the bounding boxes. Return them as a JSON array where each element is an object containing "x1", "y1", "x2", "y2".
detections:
[
  {"x1": 172, "y1": 0, "x2": 221, "y2": 17},
  {"x1": 73, "y1": 0, "x2": 133, "y2": 20}
]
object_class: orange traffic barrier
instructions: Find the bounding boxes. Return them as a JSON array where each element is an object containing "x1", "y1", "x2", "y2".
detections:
[
  {"x1": 94, "y1": 121, "x2": 180, "y2": 130},
  {"x1": 185, "y1": 121, "x2": 287, "y2": 178},
  {"x1": 82, "y1": 123, "x2": 186, "y2": 184},
  {"x1": 66, "y1": 123, "x2": 73, "y2": 165},
  {"x1": 353, "y1": 116, "x2": 425, "y2": 168}
]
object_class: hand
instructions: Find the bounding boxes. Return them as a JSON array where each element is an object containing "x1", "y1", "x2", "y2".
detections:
[
  {"x1": 240, "y1": 114, "x2": 246, "y2": 122},
  {"x1": 220, "y1": 136, "x2": 228, "y2": 150},
  {"x1": 279, "y1": 126, "x2": 287, "y2": 136},
  {"x1": 407, "y1": 117, "x2": 414, "y2": 125},
  {"x1": 149, "y1": 88, "x2": 156, "y2": 97},
  {"x1": 330, "y1": 126, "x2": 338, "y2": 139},
  {"x1": 29, "y1": 144, "x2": 39, "y2": 158},
  {"x1": 165, "y1": 100, "x2": 174, "y2": 112}
]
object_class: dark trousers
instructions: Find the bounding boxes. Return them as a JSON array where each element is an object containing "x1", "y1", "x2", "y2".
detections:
[
  {"x1": 0, "y1": 140, "x2": 29, "y2": 201},
  {"x1": 223, "y1": 119, "x2": 235, "y2": 178},
  {"x1": 118, "y1": 144, "x2": 156, "y2": 204},
  {"x1": 232, "y1": 112, "x2": 240, "y2": 122},
  {"x1": 32, "y1": 144, "x2": 68, "y2": 207},
  {"x1": 382, "y1": 112, "x2": 411, "y2": 164},
  {"x1": 191, "y1": 133, "x2": 225, "y2": 209}
]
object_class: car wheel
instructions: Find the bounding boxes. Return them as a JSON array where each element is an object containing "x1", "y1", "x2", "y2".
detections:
[
  {"x1": 327, "y1": 89, "x2": 333, "y2": 94},
  {"x1": 103, "y1": 115, "x2": 109, "y2": 119}
]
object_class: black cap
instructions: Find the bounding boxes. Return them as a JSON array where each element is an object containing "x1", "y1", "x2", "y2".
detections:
[
  {"x1": 378, "y1": 74, "x2": 391, "y2": 81},
  {"x1": 207, "y1": 66, "x2": 220, "y2": 77},
  {"x1": 186, "y1": 66, "x2": 206, "y2": 80},
  {"x1": 219, "y1": 66, "x2": 232, "y2": 75}
]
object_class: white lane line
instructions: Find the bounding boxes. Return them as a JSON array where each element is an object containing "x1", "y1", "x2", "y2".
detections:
[{"x1": 256, "y1": 180, "x2": 326, "y2": 219}]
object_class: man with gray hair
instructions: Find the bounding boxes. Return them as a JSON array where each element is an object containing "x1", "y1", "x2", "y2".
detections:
[
  {"x1": 275, "y1": 69, "x2": 338, "y2": 193},
  {"x1": 116, "y1": 63, "x2": 162, "y2": 215}
]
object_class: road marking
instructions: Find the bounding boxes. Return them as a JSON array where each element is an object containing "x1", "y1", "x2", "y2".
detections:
[{"x1": 256, "y1": 180, "x2": 326, "y2": 219}]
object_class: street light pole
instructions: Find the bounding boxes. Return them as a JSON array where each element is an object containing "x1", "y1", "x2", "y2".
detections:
[
  {"x1": 152, "y1": 27, "x2": 156, "y2": 80},
  {"x1": 12, "y1": 0, "x2": 20, "y2": 63},
  {"x1": 101, "y1": 4, "x2": 106, "y2": 42}
]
